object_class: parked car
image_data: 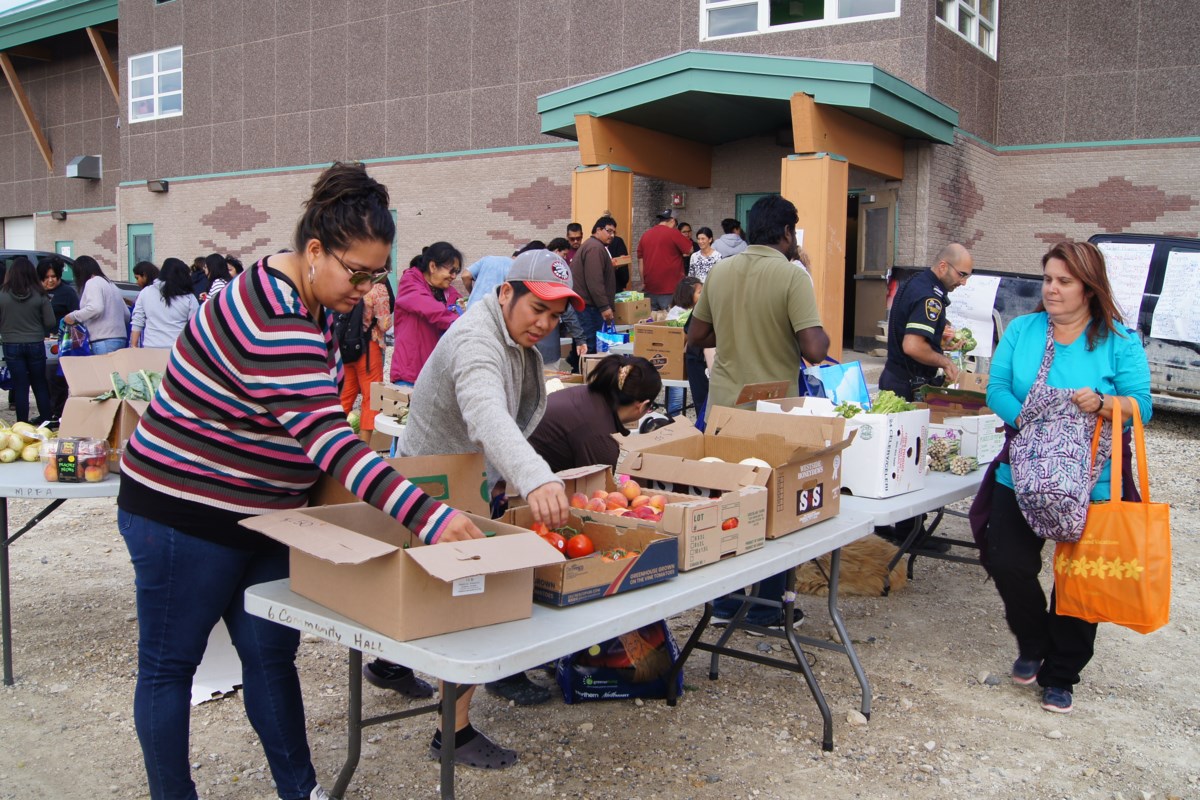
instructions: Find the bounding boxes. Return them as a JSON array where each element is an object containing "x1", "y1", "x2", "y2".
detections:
[{"x1": 889, "y1": 233, "x2": 1200, "y2": 414}]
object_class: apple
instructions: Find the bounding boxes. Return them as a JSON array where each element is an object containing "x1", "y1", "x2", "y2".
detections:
[
  {"x1": 620, "y1": 479, "x2": 641, "y2": 501},
  {"x1": 586, "y1": 498, "x2": 608, "y2": 513},
  {"x1": 648, "y1": 494, "x2": 666, "y2": 511},
  {"x1": 605, "y1": 492, "x2": 629, "y2": 509},
  {"x1": 569, "y1": 492, "x2": 589, "y2": 509},
  {"x1": 630, "y1": 495, "x2": 650, "y2": 509}
]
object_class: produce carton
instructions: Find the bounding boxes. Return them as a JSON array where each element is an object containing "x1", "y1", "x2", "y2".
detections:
[
  {"x1": 929, "y1": 413, "x2": 1004, "y2": 465},
  {"x1": 612, "y1": 298, "x2": 651, "y2": 325},
  {"x1": 580, "y1": 354, "x2": 607, "y2": 382},
  {"x1": 756, "y1": 397, "x2": 927, "y2": 499},
  {"x1": 370, "y1": 382, "x2": 411, "y2": 418},
  {"x1": 504, "y1": 504, "x2": 677, "y2": 606},
  {"x1": 616, "y1": 410, "x2": 850, "y2": 539},
  {"x1": 59, "y1": 348, "x2": 171, "y2": 472},
  {"x1": 241, "y1": 504, "x2": 562, "y2": 641},
  {"x1": 633, "y1": 321, "x2": 686, "y2": 380},
  {"x1": 553, "y1": 464, "x2": 767, "y2": 571},
  {"x1": 310, "y1": 452, "x2": 490, "y2": 512}
]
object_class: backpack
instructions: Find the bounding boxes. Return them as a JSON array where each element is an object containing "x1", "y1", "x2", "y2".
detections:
[{"x1": 331, "y1": 300, "x2": 366, "y2": 364}]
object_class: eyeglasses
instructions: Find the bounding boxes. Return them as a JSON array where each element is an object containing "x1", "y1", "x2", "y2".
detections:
[
  {"x1": 603, "y1": 227, "x2": 616, "y2": 235},
  {"x1": 944, "y1": 262, "x2": 971, "y2": 282},
  {"x1": 437, "y1": 263, "x2": 463, "y2": 277},
  {"x1": 327, "y1": 248, "x2": 390, "y2": 286},
  {"x1": 567, "y1": 235, "x2": 583, "y2": 244}
]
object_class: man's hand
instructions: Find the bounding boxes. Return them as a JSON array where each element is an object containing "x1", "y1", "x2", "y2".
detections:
[
  {"x1": 437, "y1": 513, "x2": 484, "y2": 543},
  {"x1": 601, "y1": 308, "x2": 615, "y2": 322},
  {"x1": 527, "y1": 482, "x2": 570, "y2": 529},
  {"x1": 575, "y1": 343, "x2": 588, "y2": 357},
  {"x1": 942, "y1": 359, "x2": 961, "y2": 385}
]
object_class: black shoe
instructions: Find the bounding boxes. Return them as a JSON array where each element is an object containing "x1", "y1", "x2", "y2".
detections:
[
  {"x1": 363, "y1": 660, "x2": 435, "y2": 699},
  {"x1": 745, "y1": 610, "x2": 805, "y2": 637},
  {"x1": 916, "y1": 537, "x2": 953, "y2": 554},
  {"x1": 485, "y1": 672, "x2": 552, "y2": 706}
]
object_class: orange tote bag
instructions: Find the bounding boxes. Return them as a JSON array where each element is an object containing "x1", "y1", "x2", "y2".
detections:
[{"x1": 1053, "y1": 398, "x2": 1171, "y2": 634}]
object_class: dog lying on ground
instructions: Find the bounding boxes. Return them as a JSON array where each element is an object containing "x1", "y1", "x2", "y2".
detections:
[{"x1": 795, "y1": 535, "x2": 907, "y2": 596}]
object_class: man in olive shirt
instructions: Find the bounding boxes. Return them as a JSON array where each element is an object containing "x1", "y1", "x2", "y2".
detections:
[{"x1": 688, "y1": 195, "x2": 829, "y2": 415}]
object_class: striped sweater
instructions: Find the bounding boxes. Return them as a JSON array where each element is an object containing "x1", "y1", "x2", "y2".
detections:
[{"x1": 118, "y1": 259, "x2": 456, "y2": 548}]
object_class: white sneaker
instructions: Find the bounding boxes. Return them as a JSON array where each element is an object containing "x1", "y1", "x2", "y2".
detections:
[{"x1": 311, "y1": 786, "x2": 334, "y2": 800}]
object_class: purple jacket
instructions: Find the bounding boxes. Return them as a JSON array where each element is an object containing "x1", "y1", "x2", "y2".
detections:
[{"x1": 389, "y1": 267, "x2": 461, "y2": 384}]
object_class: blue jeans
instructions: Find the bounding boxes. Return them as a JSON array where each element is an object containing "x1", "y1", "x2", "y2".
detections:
[
  {"x1": 91, "y1": 337, "x2": 127, "y2": 355},
  {"x1": 665, "y1": 386, "x2": 686, "y2": 416},
  {"x1": 3, "y1": 341, "x2": 52, "y2": 423},
  {"x1": 119, "y1": 511, "x2": 317, "y2": 800},
  {"x1": 711, "y1": 572, "x2": 790, "y2": 625},
  {"x1": 569, "y1": 306, "x2": 605, "y2": 371}
]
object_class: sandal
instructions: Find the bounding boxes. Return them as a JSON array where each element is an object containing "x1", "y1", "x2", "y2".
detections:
[
  {"x1": 485, "y1": 672, "x2": 551, "y2": 706},
  {"x1": 429, "y1": 730, "x2": 519, "y2": 770}
]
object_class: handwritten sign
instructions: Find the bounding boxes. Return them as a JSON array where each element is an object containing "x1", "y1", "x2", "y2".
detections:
[
  {"x1": 1150, "y1": 250, "x2": 1200, "y2": 345},
  {"x1": 944, "y1": 275, "x2": 1001, "y2": 358},
  {"x1": 1096, "y1": 241, "x2": 1153, "y2": 326}
]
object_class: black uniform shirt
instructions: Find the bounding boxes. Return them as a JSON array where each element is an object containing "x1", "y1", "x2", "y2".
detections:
[{"x1": 884, "y1": 268, "x2": 950, "y2": 385}]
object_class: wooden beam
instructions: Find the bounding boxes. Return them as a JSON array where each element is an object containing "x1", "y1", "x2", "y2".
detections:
[
  {"x1": 86, "y1": 27, "x2": 119, "y2": 106},
  {"x1": 575, "y1": 114, "x2": 712, "y2": 188},
  {"x1": 5, "y1": 44, "x2": 52, "y2": 62},
  {"x1": 0, "y1": 52, "x2": 53, "y2": 173},
  {"x1": 791, "y1": 93, "x2": 904, "y2": 180}
]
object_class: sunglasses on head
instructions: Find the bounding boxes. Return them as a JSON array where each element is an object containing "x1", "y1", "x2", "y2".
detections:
[{"x1": 327, "y1": 248, "x2": 391, "y2": 286}]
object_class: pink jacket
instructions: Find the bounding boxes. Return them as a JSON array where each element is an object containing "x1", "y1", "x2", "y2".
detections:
[{"x1": 390, "y1": 266, "x2": 462, "y2": 383}]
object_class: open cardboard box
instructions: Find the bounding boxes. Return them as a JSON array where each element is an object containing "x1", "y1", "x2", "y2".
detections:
[
  {"x1": 59, "y1": 348, "x2": 171, "y2": 472},
  {"x1": 757, "y1": 397, "x2": 927, "y2": 499},
  {"x1": 242, "y1": 504, "x2": 562, "y2": 641},
  {"x1": 550, "y1": 464, "x2": 767, "y2": 571},
  {"x1": 612, "y1": 298, "x2": 651, "y2": 325},
  {"x1": 369, "y1": 382, "x2": 411, "y2": 418},
  {"x1": 616, "y1": 409, "x2": 850, "y2": 539},
  {"x1": 504, "y1": 503, "x2": 677, "y2": 606}
]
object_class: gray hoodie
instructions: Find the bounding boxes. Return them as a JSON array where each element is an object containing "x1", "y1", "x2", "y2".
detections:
[
  {"x1": 397, "y1": 291, "x2": 561, "y2": 497},
  {"x1": 712, "y1": 233, "x2": 747, "y2": 258}
]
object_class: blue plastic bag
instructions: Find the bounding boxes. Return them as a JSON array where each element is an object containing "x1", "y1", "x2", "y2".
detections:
[{"x1": 56, "y1": 321, "x2": 91, "y2": 377}]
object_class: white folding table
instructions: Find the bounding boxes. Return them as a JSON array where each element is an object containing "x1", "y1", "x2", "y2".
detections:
[
  {"x1": 246, "y1": 508, "x2": 874, "y2": 799},
  {"x1": 841, "y1": 470, "x2": 986, "y2": 591},
  {"x1": 0, "y1": 460, "x2": 120, "y2": 685}
]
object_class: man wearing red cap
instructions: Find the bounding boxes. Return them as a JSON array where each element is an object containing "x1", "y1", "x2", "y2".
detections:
[
  {"x1": 364, "y1": 249, "x2": 587, "y2": 766},
  {"x1": 636, "y1": 209, "x2": 694, "y2": 310}
]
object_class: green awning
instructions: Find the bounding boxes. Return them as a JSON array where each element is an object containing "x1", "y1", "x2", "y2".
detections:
[
  {"x1": 0, "y1": 0, "x2": 117, "y2": 51},
  {"x1": 538, "y1": 50, "x2": 957, "y2": 146}
]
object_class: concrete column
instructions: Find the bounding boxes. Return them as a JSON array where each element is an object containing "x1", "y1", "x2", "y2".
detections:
[{"x1": 781, "y1": 152, "x2": 849, "y2": 361}]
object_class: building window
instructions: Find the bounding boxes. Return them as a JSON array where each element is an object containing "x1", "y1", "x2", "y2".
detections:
[
  {"x1": 936, "y1": 0, "x2": 997, "y2": 57},
  {"x1": 128, "y1": 46, "x2": 183, "y2": 123},
  {"x1": 702, "y1": 0, "x2": 899, "y2": 39}
]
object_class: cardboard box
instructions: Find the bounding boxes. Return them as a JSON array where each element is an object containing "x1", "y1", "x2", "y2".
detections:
[
  {"x1": 59, "y1": 348, "x2": 171, "y2": 472},
  {"x1": 242, "y1": 503, "x2": 563, "y2": 641},
  {"x1": 504, "y1": 503, "x2": 677, "y2": 605},
  {"x1": 370, "y1": 382, "x2": 412, "y2": 418},
  {"x1": 552, "y1": 464, "x2": 767, "y2": 571},
  {"x1": 612, "y1": 298, "x2": 651, "y2": 325},
  {"x1": 930, "y1": 413, "x2": 1004, "y2": 464},
  {"x1": 580, "y1": 354, "x2": 607, "y2": 382},
  {"x1": 634, "y1": 322, "x2": 686, "y2": 381},
  {"x1": 311, "y1": 452, "x2": 490, "y2": 510},
  {"x1": 615, "y1": 410, "x2": 851, "y2": 539},
  {"x1": 756, "y1": 397, "x2": 928, "y2": 499}
]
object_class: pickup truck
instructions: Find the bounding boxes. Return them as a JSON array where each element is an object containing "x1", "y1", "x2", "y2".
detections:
[{"x1": 890, "y1": 234, "x2": 1200, "y2": 414}]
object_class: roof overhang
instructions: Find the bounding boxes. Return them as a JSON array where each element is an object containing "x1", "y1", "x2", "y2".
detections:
[
  {"x1": 0, "y1": 0, "x2": 117, "y2": 51},
  {"x1": 538, "y1": 50, "x2": 958, "y2": 147}
]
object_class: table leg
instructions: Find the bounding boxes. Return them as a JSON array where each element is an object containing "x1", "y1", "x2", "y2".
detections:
[
  {"x1": 883, "y1": 514, "x2": 926, "y2": 595},
  {"x1": 666, "y1": 602, "x2": 713, "y2": 706},
  {"x1": 2, "y1": 497, "x2": 10, "y2": 686},
  {"x1": 439, "y1": 683, "x2": 461, "y2": 800},
  {"x1": 331, "y1": 650, "x2": 364, "y2": 799},
  {"x1": 826, "y1": 548, "x2": 871, "y2": 719},
  {"x1": 779, "y1": 567, "x2": 834, "y2": 751}
]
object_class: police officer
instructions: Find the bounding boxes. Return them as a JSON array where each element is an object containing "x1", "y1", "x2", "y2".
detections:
[{"x1": 880, "y1": 242, "x2": 973, "y2": 400}]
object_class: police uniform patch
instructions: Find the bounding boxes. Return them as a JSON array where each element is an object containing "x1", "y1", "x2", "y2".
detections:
[{"x1": 925, "y1": 298, "x2": 942, "y2": 322}]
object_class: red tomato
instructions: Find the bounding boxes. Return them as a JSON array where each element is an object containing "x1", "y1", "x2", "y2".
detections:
[
  {"x1": 565, "y1": 534, "x2": 595, "y2": 559},
  {"x1": 531, "y1": 522, "x2": 551, "y2": 538},
  {"x1": 540, "y1": 531, "x2": 566, "y2": 553}
]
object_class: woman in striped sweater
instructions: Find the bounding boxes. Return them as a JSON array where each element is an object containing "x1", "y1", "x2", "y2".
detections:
[{"x1": 117, "y1": 163, "x2": 481, "y2": 800}]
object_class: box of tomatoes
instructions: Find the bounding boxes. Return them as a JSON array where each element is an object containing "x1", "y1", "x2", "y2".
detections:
[{"x1": 504, "y1": 504, "x2": 678, "y2": 607}]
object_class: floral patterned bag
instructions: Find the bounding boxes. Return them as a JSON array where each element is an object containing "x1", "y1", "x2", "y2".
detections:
[{"x1": 1008, "y1": 320, "x2": 1112, "y2": 542}]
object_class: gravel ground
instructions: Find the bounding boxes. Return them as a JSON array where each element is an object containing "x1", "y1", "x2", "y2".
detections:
[{"x1": 0, "y1": 409, "x2": 1195, "y2": 800}]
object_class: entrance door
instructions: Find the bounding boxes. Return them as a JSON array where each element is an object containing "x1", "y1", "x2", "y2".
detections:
[
  {"x1": 3, "y1": 216, "x2": 35, "y2": 249},
  {"x1": 735, "y1": 192, "x2": 774, "y2": 233},
  {"x1": 851, "y1": 189, "x2": 897, "y2": 352},
  {"x1": 127, "y1": 223, "x2": 154, "y2": 279}
]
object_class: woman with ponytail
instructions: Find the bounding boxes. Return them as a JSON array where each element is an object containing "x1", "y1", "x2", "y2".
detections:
[
  {"x1": 117, "y1": 162, "x2": 481, "y2": 800},
  {"x1": 529, "y1": 353, "x2": 663, "y2": 472}
]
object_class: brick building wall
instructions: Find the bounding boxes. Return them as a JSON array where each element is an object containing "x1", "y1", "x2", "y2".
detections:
[{"x1": 34, "y1": 207, "x2": 121, "y2": 275}]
